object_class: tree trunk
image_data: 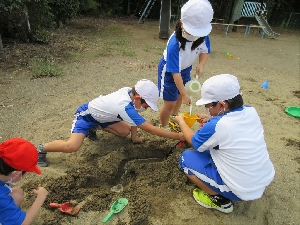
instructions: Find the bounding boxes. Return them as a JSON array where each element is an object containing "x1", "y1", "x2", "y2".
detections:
[
  {"x1": 127, "y1": 0, "x2": 131, "y2": 15},
  {"x1": 159, "y1": 0, "x2": 171, "y2": 39},
  {"x1": 0, "y1": 34, "x2": 4, "y2": 54},
  {"x1": 230, "y1": 0, "x2": 244, "y2": 32},
  {"x1": 230, "y1": 0, "x2": 244, "y2": 24}
]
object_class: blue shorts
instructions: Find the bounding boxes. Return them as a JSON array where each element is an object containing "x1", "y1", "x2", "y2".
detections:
[
  {"x1": 158, "y1": 58, "x2": 191, "y2": 102},
  {"x1": 71, "y1": 103, "x2": 119, "y2": 136},
  {"x1": 178, "y1": 149, "x2": 241, "y2": 201}
]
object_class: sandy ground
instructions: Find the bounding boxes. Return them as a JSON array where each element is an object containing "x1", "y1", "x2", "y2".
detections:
[{"x1": 0, "y1": 18, "x2": 299, "y2": 225}]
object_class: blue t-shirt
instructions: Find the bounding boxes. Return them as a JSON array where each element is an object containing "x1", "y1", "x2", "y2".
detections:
[{"x1": 0, "y1": 180, "x2": 26, "y2": 225}]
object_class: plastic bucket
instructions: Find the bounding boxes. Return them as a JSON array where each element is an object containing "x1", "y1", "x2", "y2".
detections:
[{"x1": 181, "y1": 112, "x2": 200, "y2": 128}]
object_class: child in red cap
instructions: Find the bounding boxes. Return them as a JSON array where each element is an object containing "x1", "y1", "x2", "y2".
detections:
[{"x1": 0, "y1": 138, "x2": 48, "y2": 225}]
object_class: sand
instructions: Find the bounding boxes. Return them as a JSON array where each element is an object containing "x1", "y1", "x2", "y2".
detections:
[{"x1": 0, "y1": 17, "x2": 299, "y2": 225}]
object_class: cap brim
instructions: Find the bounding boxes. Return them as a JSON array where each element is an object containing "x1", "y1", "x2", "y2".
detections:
[
  {"x1": 196, "y1": 98, "x2": 212, "y2": 106},
  {"x1": 184, "y1": 24, "x2": 212, "y2": 37},
  {"x1": 31, "y1": 166, "x2": 41, "y2": 174},
  {"x1": 147, "y1": 101, "x2": 158, "y2": 111}
]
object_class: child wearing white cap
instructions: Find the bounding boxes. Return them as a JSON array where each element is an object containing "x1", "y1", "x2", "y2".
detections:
[
  {"x1": 158, "y1": 0, "x2": 214, "y2": 129},
  {"x1": 175, "y1": 74, "x2": 275, "y2": 213},
  {"x1": 37, "y1": 79, "x2": 185, "y2": 167},
  {"x1": 0, "y1": 138, "x2": 48, "y2": 224}
]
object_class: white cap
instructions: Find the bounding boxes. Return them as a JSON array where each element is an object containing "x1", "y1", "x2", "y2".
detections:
[
  {"x1": 181, "y1": 0, "x2": 214, "y2": 37},
  {"x1": 135, "y1": 79, "x2": 159, "y2": 111},
  {"x1": 196, "y1": 74, "x2": 240, "y2": 106}
]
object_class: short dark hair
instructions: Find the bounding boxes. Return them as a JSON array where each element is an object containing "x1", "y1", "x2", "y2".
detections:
[
  {"x1": 131, "y1": 87, "x2": 137, "y2": 96},
  {"x1": 0, "y1": 158, "x2": 15, "y2": 176},
  {"x1": 225, "y1": 94, "x2": 244, "y2": 110},
  {"x1": 131, "y1": 87, "x2": 146, "y2": 104}
]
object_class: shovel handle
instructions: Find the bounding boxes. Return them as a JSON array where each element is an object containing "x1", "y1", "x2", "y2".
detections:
[
  {"x1": 49, "y1": 203, "x2": 60, "y2": 208},
  {"x1": 103, "y1": 211, "x2": 114, "y2": 223}
]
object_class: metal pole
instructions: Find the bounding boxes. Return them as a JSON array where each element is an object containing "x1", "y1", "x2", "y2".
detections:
[{"x1": 286, "y1": 12, "x2": 293, "y2": 29}]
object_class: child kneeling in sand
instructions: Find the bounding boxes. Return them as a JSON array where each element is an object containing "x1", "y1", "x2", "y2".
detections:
[
  {"x1": 0, "y1": 138, "x2": 48, "y2": 224},
  {"x1": 37, "y1": 79, "x2": 185, "y2": 167},
  {"x1": 175, "y1": 74, "x2": 275, "y2": 213}
]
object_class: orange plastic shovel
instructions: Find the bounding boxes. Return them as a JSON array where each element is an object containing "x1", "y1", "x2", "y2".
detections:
[{"x1": 49, "y1": 202, "x2": 81, "y2": 215}]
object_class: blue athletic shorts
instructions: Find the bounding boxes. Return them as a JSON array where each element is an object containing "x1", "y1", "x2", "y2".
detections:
[
  {"x1": 158, "y1": 58, "x2": 192, "y2": 102},
  {"x1": 71, "y1": 103, "x2": 119, "y2": 136},
  {"x1": 178, "y1": 149, "x2": 241, "y2": 201}
]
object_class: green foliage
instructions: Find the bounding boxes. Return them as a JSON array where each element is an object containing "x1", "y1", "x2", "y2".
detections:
[
  {"x1": 0, "y1": 0, "x2": 55, "y2": 42},
  {"x1": 79, "y1": 0, "x2": 99, "y2": 15},
  {"x1": 32, "y1": 30, "x2": 50, "y2": 43},
  {"x1": 50, "y1": 0, "x2": 80, "y2": 25},
  {"x1": 29, "y1": 59, "x2": 63, "y2": 79},
  {"x1": 1, "y1": 0, "x2": 299, "y2": 44}
]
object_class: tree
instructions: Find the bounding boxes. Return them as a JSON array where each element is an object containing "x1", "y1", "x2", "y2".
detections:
[
  {"x1": 159, "y1": 0, "x2": 171, "y2": 39},
  {"x1": 0, "y1": 35, "x2": 3, "y2": 54},
  {"x1": 230, "y1": 0, "x2": 244, "y2": 23}
]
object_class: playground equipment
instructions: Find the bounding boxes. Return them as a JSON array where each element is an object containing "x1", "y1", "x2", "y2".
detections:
[
  {"x1": 241, "y1": 1, "x2": 280, "y2": 38},
  {"x1": 137, "y1": 0, "x2": 184, "y2": 24},
  {"x1": 212, "y1": 1, "x2": 279, "y2": 39},
  {"x1": 254, "y1": 14, "x2": 280, "y2": 38},
  {"x1": 138, "y1": 0, "x2": 157, "y2": 23}
]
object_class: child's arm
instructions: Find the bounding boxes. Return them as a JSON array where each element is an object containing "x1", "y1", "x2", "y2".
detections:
[
  {"x1": 173, "y1": 73, "x2": 191, "y2": 105},
  {"x1": 22, "y1": 187, "x2": 48, "y2": 225},
  {"x1": 175, "y1": 114, "x2": 195, "y2": 145},
  {"x1": 138, "y1": 121, "x2": 185, "y2": 141},
  {"x1": 130, "y1": 126, "x2": 144, "y2": 143},
  {"x1": 196, "y1": 53, "x2": 208, "y2": 77}
]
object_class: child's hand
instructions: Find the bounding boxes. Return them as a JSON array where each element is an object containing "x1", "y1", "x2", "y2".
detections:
[
  {"x1": 181, "y1": 94, "x2": 191, "y2": 106},
  {"x1": 175, "y1": 114, "x2": 185, "y2": 124},
  {"x1": 132, "y1": 136, "x2": 144, "y2": 144},
  {"x1": 197, "y1": 113, "x2": 211, "y2": 123},
  {"x1": 33, "y1": 187, "x2": 48, "y2": 198}
]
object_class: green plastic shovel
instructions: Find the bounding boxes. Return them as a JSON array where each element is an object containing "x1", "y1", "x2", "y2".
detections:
[{"x1": 103, "y1": 198, "x2": 128, "y2": 223}]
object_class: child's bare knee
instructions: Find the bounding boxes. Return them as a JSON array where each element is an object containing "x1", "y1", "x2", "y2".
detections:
[
  {"x1": 65, "y1": 144, "x2": 79, "y2": 153},
  {"x1": 120, "y1": 130, "x2": 130, "y2": 137}
]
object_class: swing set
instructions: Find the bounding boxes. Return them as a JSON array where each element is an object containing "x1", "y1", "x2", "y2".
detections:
[
  {"x1": 136, "y1": 0, "x2": 184, "y2": 24},
  {"x1": 136, "y1": 0, "x2": 157, "y2": 23}
]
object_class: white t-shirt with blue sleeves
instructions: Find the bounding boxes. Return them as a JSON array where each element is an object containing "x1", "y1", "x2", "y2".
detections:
[
  {"x1": 192, "y1": 106, "x2": 275, "y2": 200},
  {"x1": 163, "y1": 32, "x2": 208, "y2": 75},
  {"x1": 88, "y1": 87, "x2": 146, "y2": 127}
]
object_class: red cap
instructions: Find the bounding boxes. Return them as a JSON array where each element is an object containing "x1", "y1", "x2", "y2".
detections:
[{"x1": 0, "y1": 138, "x2": 41, "y2": 174}]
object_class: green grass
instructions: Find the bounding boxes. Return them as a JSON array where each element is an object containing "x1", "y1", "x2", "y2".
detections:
[{"x1": 29, "y1": 59, "x2": 63, "y2": 79}]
